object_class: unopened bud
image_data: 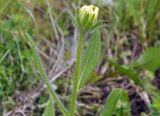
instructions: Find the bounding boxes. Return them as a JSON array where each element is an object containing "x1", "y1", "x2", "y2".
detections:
[{"x1": 76, "y1": 5, "x2": 99, "y2": 32}]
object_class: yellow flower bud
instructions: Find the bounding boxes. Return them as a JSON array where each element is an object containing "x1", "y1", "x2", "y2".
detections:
[{"x1": 77, "y1": 5, "x2": 99, "y2": 32}]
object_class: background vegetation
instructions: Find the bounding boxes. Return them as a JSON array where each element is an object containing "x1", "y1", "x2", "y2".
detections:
[{"x1": 0, "y1": 0, "x2": 160, "y2": 116}]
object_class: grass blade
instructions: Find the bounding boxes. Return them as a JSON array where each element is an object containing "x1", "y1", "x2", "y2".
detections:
[{"x1": 0, "y1": 50, "x2": 10, "y2": 64}]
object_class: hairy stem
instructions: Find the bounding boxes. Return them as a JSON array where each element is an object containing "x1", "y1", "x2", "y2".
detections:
[{"x1": 70, "y1": 32, "x2": 84, "y2": 116}]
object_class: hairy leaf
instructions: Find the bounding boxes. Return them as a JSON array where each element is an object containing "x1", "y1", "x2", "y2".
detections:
[
  {"x1": 131, "y1": 47, "x2": 160, "y2": 72},
  {"x1": 100, "y1": 88, "x2": 122, "y2": 116},
  {"x1": 115, "y1": 90, "x2": 131, "y2": 116},
  {"x1": 43, "y1": 98, "x2": 54, "y2": 116},
  {"x1": 78, "y1": 31, "x2": 101, "y2": 88},
  {"x1": 107, "y1": 59, "x2": 143, "y2": 87}
]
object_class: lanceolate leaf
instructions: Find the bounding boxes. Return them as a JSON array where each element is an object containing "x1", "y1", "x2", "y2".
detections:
[
  {"x1": 107, "y1": 59, "x2": 143, "y2": 87},
  {"x1": 100, "y1": 88, "x2": 123, "y2": 116},
  {"x1": 78, "y1": 30, "x2": 101, "y2": 88},
  {"x1": 131, "y1": 47, "x2": 160, "y2": 72},
  {"x1": 43, "y1": 98, "x2": 54, "y2": 116}
]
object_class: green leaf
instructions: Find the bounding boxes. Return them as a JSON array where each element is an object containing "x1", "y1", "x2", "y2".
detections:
[
  {"x1": 107, "y1": 58, "x2": 143, "y2": 87},
  {"x1": 43, "y1": 98, "x2": 54, "y2": 116},
  {"x1": 78, "y1": 30, "x2": 101, "y2": 88},
  {"x1": 115, "y1": 90, "x2": 131, "y2": 116},
  {"x1": 100, "y1": 88, "x2": 123, "y2": 116},
  {"x1": 25, "y1": 33, "x2": 68, "y2": 116},
  {"x1": 131, "y1": 47, "x2": 160, "y2": 72}
]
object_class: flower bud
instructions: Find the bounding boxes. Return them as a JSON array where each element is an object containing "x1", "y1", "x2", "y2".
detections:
[{"x1": 76, "y1": 5, "x2": 99, "y2": 32}]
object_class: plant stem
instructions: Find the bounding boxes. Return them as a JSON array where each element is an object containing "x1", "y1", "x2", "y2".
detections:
[
  {"x1": 70, "y1": 32, "x2": 84, "y2": 116},
  {"x1": 26, "y1": 33, "x2": 69, "y2": 116}
]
